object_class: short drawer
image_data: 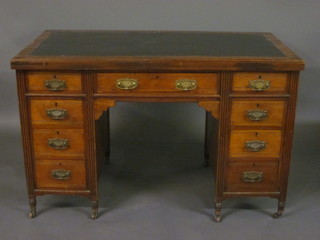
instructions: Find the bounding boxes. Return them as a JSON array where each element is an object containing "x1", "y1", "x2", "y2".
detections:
[
  {"x1": 232, "y1": 72, "x2": 288, "y2": 93},
  {"x1": 229, "y1": 130, "x2": 282, "y2": 158},
  {"x1": 27, "y1": 72, "x2": 82, "y2": 93},
  {"x1": 96, "y1": 73, "x2": 219, "y2": 95},
  {"x1": 33, "y1": 129, "x2": 84, "y2": 160},
  {"x1": 225, "y1": 163, "x2": 279, "y2": 192},
  {"x1": 30, "y1": 100, "x2": 83, "y2": 127},
  {"x1": 231, "y1": 100, "x2": 286, "y2": 127},
  {"x1": 35, "y1": 160, "x2": 86, "y2": 189}
]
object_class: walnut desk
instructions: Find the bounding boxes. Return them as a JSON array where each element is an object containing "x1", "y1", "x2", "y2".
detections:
[{"x1": 11, "y1": 30, "x2": 304, "y2": 221}]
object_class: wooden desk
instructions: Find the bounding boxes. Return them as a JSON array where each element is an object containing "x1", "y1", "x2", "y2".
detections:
[{"x1": 11, "y1": 30, "x2": 304, "y2": 221}]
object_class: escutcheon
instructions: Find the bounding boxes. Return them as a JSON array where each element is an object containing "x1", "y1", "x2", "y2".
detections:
[
  {"x1": 242, "y1": 171, "x2": 264, "y2": 183},
  {"x1": 248, "y1": 78, "x2": 270, "y2": 91},
  {"x1": 245, "y1": 140, "x2": 266, "y2": 152},
  {"x1": 45, "y1": 78, "x2": 66, "y2": 91},
  {"x1": 176, "y1": 79, "x2": 197, "y2": 90},
  {"x1": 116, "y1": 78, "x2": 138, "y2": 90},
  {"x1": 246, "y1": 109, "x2": 268, "y2": 121},
  {"x1": 48, "y1": 138, "x2": 69, "y2": 150},
  {"x1": 46, "y1": 108, "x2": 68, "y2": 120},
  {"x1": 51, "y1": 169, "x2": 71, "y2": 180}
]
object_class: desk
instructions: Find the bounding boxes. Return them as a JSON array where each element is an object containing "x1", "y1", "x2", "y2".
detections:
[{"x1": 11, "y1": 30, "x2": 304, "y2": 221}]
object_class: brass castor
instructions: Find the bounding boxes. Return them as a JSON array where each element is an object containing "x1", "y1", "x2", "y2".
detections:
[
  {"x1": 91, "y1": 200, "x2": 98, "y2": 219},
  {"x1": 272, "y1": 212, "x2": 282, "y2": 218},
  {"x1": 91, "y1": 211, "x2": 98, "y2": 219},
  {"x1": 214, "y1": 215, "x2": 221, "y2": 223},
  {"x1": 29, "y1": 210, "x2": 36, "y2": 218}
]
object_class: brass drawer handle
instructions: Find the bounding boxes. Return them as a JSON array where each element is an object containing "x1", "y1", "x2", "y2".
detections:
[
  {"x1": 51, "y1": 169, "x2": 71, "y2": 180},
  {"x1": 242, "y1": 171, "x2": 263, "y2": 183},
  {"x1": 248, "y1": 78, "x2": 270, "y2": 91},
  {"x1": 246, "y1": 109, "x2": 268, "y2": 121},
  {"x1": 46, "y1": 108, "x2": 68, "y2": 120},
  {"x1": 116, "y1": 78, "x2": 138, "y2": 90},
  {"x1": 245, "y1": 140, "x2": 266, "y2": 152},
  {"x1": 45, "y1": 77, "x2": 66, "y2": 91},
  {"x1": 176, "y1": 79, "x2": 197, "y2": 90},
  {"x1": 48, "y1": 138, "x2": 69, "y2": 150}
]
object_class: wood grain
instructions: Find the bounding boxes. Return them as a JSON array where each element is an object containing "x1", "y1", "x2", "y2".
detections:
[
  {"x1": 225, "y1": 162, "x2": 279, "y2": 192},
  {"x1": 30, "y1": 99, "x2": 83, "y2": 127},
  {"x1": 232, "y1": 72, "x2": 288, "y2": 92},
  {"x1": 33, "y1": 128, "x2": 85, "y2": 160},
  {"x1": 27, "y1": 72, "x2": 82, "y2": 93},
  {"x1": 35, "y1": 160, "x2": 86, "y2": 189},
  {"x1": 230, "y1": 100, "x2": 286, "y2": 127},
  {"x1": 229, "y1": 130, "x2": 282, "y2": 158}
]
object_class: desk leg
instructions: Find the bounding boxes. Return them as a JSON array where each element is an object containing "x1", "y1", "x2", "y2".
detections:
[
  {"x1": 28, "y1": 197, "x2": 36, "y2": 218},
  {"x1": 91, "y1": 200, "x2": 99, "y2": 219},
  {"x1": 272, "y1": 200, "x2": 285, "y2": 218},
  {"x1": 214, "y1": 201, "x2": 222, "y2": 222},
  {"x1": 104, "y1": 110, "x2": 111, "y2": 165},
  {"x1": 204, "y1": 111, "x2": 210, "y2": 167}
]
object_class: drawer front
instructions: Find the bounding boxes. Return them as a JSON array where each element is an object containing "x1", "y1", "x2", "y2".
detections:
[
  {"x1": 232, "y1": 72, "x2": 288, "y2": 93},
  {"x1": 96, "y1": 73, "x2": 219, "y2": 95},
  {"x1": 33, "y1": 129, "x2": 84, "y2": 160},
  {"x1": 231, "y1": 100, "x2": 286, "y2": 127},
  {"x1": 27, "y1": 72, "x2": 82, "y2": 93},
  {"x1": 35, "y1": 161, "x2": 86, "y2": 189},
  {"x1": 30, "y1": 100, "x2": 83, "y2": 127},
  {"x1": 229, "y1": 130, "x2": 282, "y2": 158},
  {"x1": 225, "y1": 163, "x2": 279, "y2": 192}
]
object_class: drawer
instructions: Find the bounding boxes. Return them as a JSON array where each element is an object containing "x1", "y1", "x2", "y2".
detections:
[
  {"x1": 225, "y1": 163, "x2": 279, "y2": 192},
  {"x1": 231, "y1": 100, "x2": 286, "y2": 127},
  {"x1": 96, "y1": 73, "x2": 219, "y2": 95},
  {"x1": 35, "y1": 160, "x2": 86, "y2": 189},
  {"x1": 229, "y1": 130, "x2": 282, "y2": 159},
  {"x1": 232, "y1": 72, "x2": 288, "y2": 93},
  {"x1": 33, "y1": 129, "x2": 84, "y2": 160},
  {"x1": 27, "y1": 72, "x2": 82, "y2": 93},
  {"x1": 30, "y1": 100, "x2": 83, "y2": 127}
]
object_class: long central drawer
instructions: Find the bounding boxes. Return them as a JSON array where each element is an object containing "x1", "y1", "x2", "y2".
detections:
[{"x1": 96, "y1": 73, "x2": 219, "y2": 96}]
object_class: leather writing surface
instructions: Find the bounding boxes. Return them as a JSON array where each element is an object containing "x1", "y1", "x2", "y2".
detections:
[{"x1": 31, "y1": 31, "x2": 285, "y2": 57}]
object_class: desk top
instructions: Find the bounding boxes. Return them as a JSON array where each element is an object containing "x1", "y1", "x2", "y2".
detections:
[{"x1": 11, "y1": 30, "x2": 304, "y2": 71}]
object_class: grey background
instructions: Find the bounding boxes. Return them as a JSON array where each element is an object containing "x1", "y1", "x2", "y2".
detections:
[{"x1": 1, "y1": 1, "x2": 319, "y2": 240}]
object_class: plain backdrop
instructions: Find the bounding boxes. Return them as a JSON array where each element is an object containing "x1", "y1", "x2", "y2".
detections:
[{"x1": 0, "y1": 1, "x2": 319, "y2": 240}]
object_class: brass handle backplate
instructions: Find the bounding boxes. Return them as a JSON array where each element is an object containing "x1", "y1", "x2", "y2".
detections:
[
  {"x1": 176, "y1": 79, "x2": 197, "y2": 90},
  {"x1": 46, "y1": 108, "x2": 68, "y2": 120},
  {"x1": 51, "y1": 169, "x2": 71, "y2": 180},
  {"x1": 116, "y1": 78, "x2": 138, "y2": 90},
  {"x1": 246, "y1": 109, "x2": 268, "y2": 121},
  {"x1": 248, "y1": 78, "x2": 270, "y2": 91},
  {"x1": 45, "y1": 77, "x2": 66, "y2": 91},
  {"x1": 242, "y1": 171, "x2": 264, "y2": 183},
  {"x1": 245, "y1": 140, "x2": 266, "y2": 152},
  {"x1": 48, "y1": 138, "x2": 69, "y2": 150}
]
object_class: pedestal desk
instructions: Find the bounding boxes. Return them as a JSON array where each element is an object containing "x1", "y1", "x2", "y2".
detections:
[{"x1": 11, "y1": 30, "x2": 304, "y2": 221}]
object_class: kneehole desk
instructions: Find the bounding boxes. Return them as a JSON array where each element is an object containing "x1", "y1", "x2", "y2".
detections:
[{"x1": 11, "y1": 30, "x2": 304, "y2": 221}]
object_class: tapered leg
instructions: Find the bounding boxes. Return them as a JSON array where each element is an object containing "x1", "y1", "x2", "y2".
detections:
[
  {"x1": 91, "y1": 200, "x2": 99, "y2": 219},
  {"x1": 214, "y1": 202, "x2": 222, "y2": 222},
  {"x1": 104, "y1": 110, "x2": 111, "y2": 166},
  {"x1": 203, "y1": 111, "x2": 210, "y2": 167},
  {"x1": 29, "y1": 197, "x2": 36, "y2": 218},
  {"x1": 272, "y1": 200, "x2": 285, "y2": 218},
  {"x1": 104, "y1": 149, "x2": 110, "y2": 165}
]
